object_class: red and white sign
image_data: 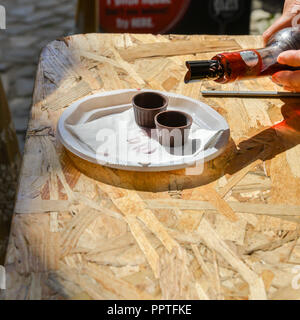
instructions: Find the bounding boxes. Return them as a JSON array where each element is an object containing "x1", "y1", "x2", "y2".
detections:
[{"x1": 99, "y1": 0, "x2": 191, "y2": 34}]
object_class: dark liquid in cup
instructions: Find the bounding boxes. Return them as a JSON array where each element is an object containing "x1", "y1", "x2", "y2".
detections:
[{"x1": 156, "y1": 111, "x2": 190, "y2": 127}]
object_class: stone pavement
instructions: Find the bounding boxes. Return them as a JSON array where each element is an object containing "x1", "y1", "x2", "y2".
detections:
[
  {"x1": 0, "y1": 0, "x2": 284, "y2": 153},
  {"x1": 0, "y1": 0, "x2": 77, "y2": 152}
]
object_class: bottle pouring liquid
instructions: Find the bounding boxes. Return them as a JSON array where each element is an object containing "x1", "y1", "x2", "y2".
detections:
[{"x1": 185, "y1": 28, "x2": 300, "y2": 84}]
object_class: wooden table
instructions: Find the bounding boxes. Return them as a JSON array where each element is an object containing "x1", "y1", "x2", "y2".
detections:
[{"x1": 2, "y1": 33, "x2": 300, "y2": 300}]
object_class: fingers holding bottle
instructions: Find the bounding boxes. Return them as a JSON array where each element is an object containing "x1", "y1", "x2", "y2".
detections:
[
  {"x1": 278, "y1": 49, "x2": 300, "y2": 66},
  {"x1": 271, "y1": 49, "x2": 300, "y2": 91},
  {"x1": 263, "y1": 15, "x2": 295, "y2": 44},
  {"x1": 263, "y1": 0, "x2": 300, "y2": 45},
  {"x1": 273, "y1": 70, "x2": 300, "y2": 91}
]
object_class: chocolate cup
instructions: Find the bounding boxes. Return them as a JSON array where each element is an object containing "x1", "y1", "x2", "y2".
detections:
[
  {"x1": 155, "y1": 110, "x2": 193, "y2": 147},
  {"x1": 132, "y1": 92, "x2": 168, "y2": 128}
]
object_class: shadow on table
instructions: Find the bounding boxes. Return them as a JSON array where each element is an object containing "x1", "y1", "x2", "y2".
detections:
[{"x1": 225, "y1": 100, "x2": 300, "y2": 176}]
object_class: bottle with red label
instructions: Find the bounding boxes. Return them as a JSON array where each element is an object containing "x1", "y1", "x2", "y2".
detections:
[{"x1": 185, "y1": 28, "x2": 300, "y2": 84}]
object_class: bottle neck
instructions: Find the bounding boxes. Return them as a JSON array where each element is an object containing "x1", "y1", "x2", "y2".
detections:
[{"x1": 184, "y1": 60, "x2": 224, "y2": 83}]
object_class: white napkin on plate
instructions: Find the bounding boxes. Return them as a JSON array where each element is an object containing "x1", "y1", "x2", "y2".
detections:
[{"x1": 65, "y1": 108, "x2": 219, "y2": 166}]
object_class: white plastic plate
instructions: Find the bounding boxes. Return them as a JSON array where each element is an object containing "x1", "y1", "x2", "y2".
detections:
[{"x1": 57, "y1": 89, "x2": 230, "y2": 172}]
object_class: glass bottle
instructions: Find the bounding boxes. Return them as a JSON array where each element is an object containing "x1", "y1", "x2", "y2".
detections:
[{"x1": 185, "y1": 27, "x2": 300, "y2": 84}]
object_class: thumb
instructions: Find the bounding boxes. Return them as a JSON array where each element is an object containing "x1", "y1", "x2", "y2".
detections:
[{"x1": 278, "y1": 50, "x2": 300, "y2": 67}]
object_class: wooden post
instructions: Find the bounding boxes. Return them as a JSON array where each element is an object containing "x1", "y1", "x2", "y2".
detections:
[
  {"x1": 76, "y1": 0, "x2": 99, "y2": 34},
  {"x1": 0, "y1": 78, "x2": 20, "y2": 264}
]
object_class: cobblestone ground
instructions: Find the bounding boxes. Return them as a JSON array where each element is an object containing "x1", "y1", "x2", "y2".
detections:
[{"x1": 0, "y1": 0, "x2": 77, "y2": 152}]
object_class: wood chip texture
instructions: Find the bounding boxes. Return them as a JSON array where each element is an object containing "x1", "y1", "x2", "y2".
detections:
[{"x1": 2, "y1": 34, "x2": 300, "y2": 300}]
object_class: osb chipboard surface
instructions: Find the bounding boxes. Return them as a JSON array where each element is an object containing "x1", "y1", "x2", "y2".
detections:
[{"x1": 2, "y1": 34, "x2": 300, "y2": 300}]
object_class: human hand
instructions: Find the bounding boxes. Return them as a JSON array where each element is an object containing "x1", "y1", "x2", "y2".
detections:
[
  {"x1": 272, "y1": 50, "x2": 300, "y2": 92},
  {"x1": 263, "y1": 0, "x2": 300, "y2": 44}
]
